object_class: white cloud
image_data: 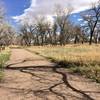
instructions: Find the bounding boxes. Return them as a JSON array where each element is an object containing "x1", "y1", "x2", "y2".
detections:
[
  {"x1": 12, "y1": 0, "x2": 98, "y2": 24},
  {"x1": 78, "y1": 18, "x2": 83, "y2": 21}
]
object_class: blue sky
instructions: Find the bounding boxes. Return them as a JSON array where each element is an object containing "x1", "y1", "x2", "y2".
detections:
[
  {"x1": 3, "y1": 0, "x2": 30, "y2": 26},
  {"x1": 4, "y1": 0, "x2": 30, "y2": 16},
  {"x1": 2, "y1": 0, "x2": 98, "y2": 26}
]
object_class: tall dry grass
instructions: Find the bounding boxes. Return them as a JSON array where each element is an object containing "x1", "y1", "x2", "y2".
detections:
[
  {"x1": 27, "y1": 44, "x2": 100, "y2": 83},
  {"x1": 0, "y1": 48, "x2": 11, "y2": 81}
]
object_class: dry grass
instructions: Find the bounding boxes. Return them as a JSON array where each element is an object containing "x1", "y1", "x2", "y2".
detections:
[
  {"x1": 27, "y1": 44, "x2": 100, "y2": 83},
  {"x1": 0, "y1": 48, "x2": 11, "y2": 81}
]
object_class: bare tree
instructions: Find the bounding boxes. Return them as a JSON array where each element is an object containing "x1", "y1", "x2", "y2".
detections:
[
  {"x1": 93, "y1": 26, "x2": 100, "y2": 44},
  {"x1": 55, "y1": 4, "x2": 73, "y2": 45},
  {"x1": 0, "y1": 1, "x2": 12, "y2": 46},
  {"x1": 20, "y1": 23, "x2": 36, "y2": 46},
  {"x1": 0, "y1": 23, "x2": 16, "y2": 46},
  {"x1": 81, "y1": 0, "x2": 100, "y2": 45},
  {"x1": 52, "y1": 21, "x2": 58, "y2": 45},
  {"x1": 36, "y1": 16, "x2": 52, "y2": 45},
  {"x1": 72, "y1": 26, "x2": 83, "y2": 44}
]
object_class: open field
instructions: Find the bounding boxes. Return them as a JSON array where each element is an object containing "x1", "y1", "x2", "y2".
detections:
[
  {"x1": 27, "y1": 44, "x2": 100, "y2": 83},
  {"x1": 0, "y1": 47, "x2": 100, "y2": 100}
]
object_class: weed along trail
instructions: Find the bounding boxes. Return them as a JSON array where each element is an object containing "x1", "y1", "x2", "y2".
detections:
[{"x1": 0, "y1": 48, "x2": 100, "y2": 100}]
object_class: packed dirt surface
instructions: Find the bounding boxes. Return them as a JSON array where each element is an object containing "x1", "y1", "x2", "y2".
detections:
[{"x1": 0, "y1": 49, "x2": 100, "y2": 100}]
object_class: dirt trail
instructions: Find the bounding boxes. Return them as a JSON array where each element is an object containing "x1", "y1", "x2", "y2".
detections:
[{"x1": 0, "y1": 49, "x2": 100, "y2": 100}]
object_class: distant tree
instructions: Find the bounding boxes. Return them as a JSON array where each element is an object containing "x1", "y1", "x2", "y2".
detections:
[
  {"x1": 93, "y1": 26, "x2": 100, "y2": 44},
  {"x1": 0, "y1": 24, "x2": 16, "y2": 46},
  {"x1": 55, "y1": 4, "x2": 73, "y2": 45},
  {"x1": 20, "y1": 24, "x2": 34, "y2": 46},
  {"x1": 36, "y1": 16, "x2": 46, "y2": 45},
  {"x1": 0, "y1": 1, "x2": 15, "y2": 46},
  {"x1": 52, "y1": 21, "x2": 58, "y2": 45},
  {"x1": 72, "y1": 26, "x2": 84, "y2": 44},
  {"x1": 36, "y1": 16, "x2": 52, "y2": 45}
]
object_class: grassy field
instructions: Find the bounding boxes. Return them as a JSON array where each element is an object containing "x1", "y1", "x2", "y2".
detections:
[
  {"x1": 27, "y1": 44, "x2": 100, "y2": 83},
  {"x1": 0, "y1": 48, "x2": 11, "y2": 81}
]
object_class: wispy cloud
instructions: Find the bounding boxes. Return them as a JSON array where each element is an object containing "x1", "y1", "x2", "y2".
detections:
[{"x1": 12, "y1": 0, "x2": 98, "y2": 24}]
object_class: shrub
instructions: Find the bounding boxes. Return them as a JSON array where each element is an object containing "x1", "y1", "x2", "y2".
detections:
[{"x1": 0, "y1": 48, "x2": 10, "y2": 81}]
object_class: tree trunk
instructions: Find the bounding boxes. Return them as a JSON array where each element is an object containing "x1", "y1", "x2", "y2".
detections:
[{"x1": 89, "y1": 32, "x2": 93, "y2": 45}]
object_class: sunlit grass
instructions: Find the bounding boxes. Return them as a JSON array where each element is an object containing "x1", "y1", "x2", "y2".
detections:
[{"x1": 27, "y1": 44, "x2": 100, "y2": 83}]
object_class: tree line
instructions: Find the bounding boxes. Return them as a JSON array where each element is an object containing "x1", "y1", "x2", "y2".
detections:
[
  {"x1": 0, "y1": 0, "x2": 100, "y2": 46},
  {"x1": 18, "y1": 1, "x2": 100, "y2": 46},
  {"x1": 0, "y1": 1, "x2": 15, "y2": 47}
]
